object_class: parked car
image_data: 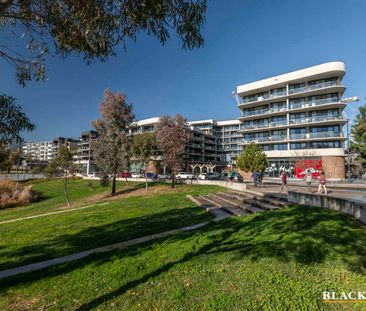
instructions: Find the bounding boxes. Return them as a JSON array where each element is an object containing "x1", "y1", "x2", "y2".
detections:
[
  {"x1": 119, "y1": 172, "x2": 131, "y2": 178},
  {"x1": 157, "y1": 173, "x2": 170, "y2": 179},
  {"x1": 131, "y1": 172, "x2": 143, "y2": 178},
  {"x1": 198, "y1": 173, "x2": 207, "y2": 180},
  {"x1": 145, "y1": 172, "x2": 157, "y2": 179},
  {"x1": 176, "y1": 172, "x2": 194, "y2": 179},
  {"x1": 206, "y1": 172, "x2": 221, "y2": 180}
]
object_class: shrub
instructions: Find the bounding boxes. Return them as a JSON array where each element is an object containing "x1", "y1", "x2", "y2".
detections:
[{"x1": 0, "y1": 180, "x2": 37, "y2": 209}]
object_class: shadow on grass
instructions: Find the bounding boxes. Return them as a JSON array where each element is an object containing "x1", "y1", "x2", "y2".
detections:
[
  {"x1": 0, "y1": 205, "x2": 212, "y2": 270},
  {"x1": 1, "y1": 204, "x2": 366, "y2": 310}
]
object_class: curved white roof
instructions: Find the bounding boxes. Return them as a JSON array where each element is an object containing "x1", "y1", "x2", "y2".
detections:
[{"x1": 236, "y1": 61, "x2": 345, "y2": 95}]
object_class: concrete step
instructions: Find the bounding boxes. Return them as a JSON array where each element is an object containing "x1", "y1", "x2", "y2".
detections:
[
  {"x1": 214, "y1": 192, "x2": 266, "y2": 214},
  {"x1": 186, "y1": 195, "x2": 231, "y2": 219},
  {"x1": 203, "y1": 194, "x2": 248, "y2": 217},
  {"x1": 242, "y1": 205, "x2": 265, "y2": 214},
  {"x1": 222, "y1": 191, "x2": 280, "y2": 212}
]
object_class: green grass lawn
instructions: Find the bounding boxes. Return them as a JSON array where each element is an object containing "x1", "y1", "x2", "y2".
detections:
[
  {"x1": 0, "y1": 181, "x2": 221, "y2": 270},
  {"x1": 0, "y1": 179, "x2": 135, "y2": 221},
  {"x1": 1, "y1": 205, "x2": 366, "y2": 310}
]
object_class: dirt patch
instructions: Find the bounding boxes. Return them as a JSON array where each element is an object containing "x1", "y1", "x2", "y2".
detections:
[
  {"x1": 55, "y1": 184, "x2": 178, "y2": 211},
  {"x1": 8, "y1": 295, "x2": 43, "y2": 311}
]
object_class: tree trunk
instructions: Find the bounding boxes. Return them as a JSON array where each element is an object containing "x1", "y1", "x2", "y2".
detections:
[
  {"x1": 63, "y1": 180, "x2": 71, "y2": 207},
  {"x1": 112, "y1": 174, "x2": 116, "y2": 195},
  {"x1": 145, "y1": 163, "x2": 148, "y2": 191},
  {"x1": 172, "y1": 174, "x2": 175, "y2": 188}
]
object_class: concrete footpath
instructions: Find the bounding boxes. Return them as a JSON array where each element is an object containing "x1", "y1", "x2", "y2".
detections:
[
  {"x1": 0, "y1": 214, "x2": 230, "y2": 280},
  {"x1": 247, "y1": 185, "x2": 366, "y2": 206}
]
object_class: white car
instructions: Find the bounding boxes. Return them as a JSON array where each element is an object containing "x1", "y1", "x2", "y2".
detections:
[
  {"x1": 198, "y1": 173, "x2": 207, "y2": 180},
  {"x1": 131, "y1": 173, "x2": 143, "y2": 178},
  {"x1": 157, "y1": 173, "x2": 170, "y2": 179},
  {"x1": 176, "y1": 172, "x2": 194, "y2": 179}
]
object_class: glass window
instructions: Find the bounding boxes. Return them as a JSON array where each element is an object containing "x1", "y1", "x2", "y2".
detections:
[
  {"x1": 273, "y1": 144, "x2": 287, "y2": 150},
  {"x1": 290, "y1": 143, "x2": 307, "y2": 150}
]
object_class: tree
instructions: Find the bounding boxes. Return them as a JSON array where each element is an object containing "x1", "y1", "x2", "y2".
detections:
[
  {"x1": 0, "y1": 0, "x2": 207, "y2": 86},
  {"x1": 0, "y1": 148, "x2": 23, "y2": 173},
  {"x1": 46, "y1": 146, "x2": 74, "y2": 207},
  {"x1": 131, "y1": 132, "x2": 158, "y2": 191},
  {"x1": 236, "y1": 142, "x2": 268, "y2": 173},
  {"x1": 156, "y1": 114, "x2": 192, "y2": 188},
  {"x1": 351, "y1": 105, "x2": 366, "y2": 170},
  {"x1": 92, "y1": 89, "x2": 134, "y2": 195},
  {"x1": 0, "y1": 94, "x2": 35, "y2": 145}
]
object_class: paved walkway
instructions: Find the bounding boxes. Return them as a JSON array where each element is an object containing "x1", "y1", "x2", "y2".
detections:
[
  {"x1": 0, "y1": 202, "x2": 110, "y2": 225},
  {"x1": 247, "y1": 185, "x2": 366, "y2": 205},
  {"x1": 0, "y1": 214, "x2": 230, "y2": 280}
]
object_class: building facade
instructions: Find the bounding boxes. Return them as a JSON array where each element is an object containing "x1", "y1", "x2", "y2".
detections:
[
  {"x1": 235, "y1": 61, "x2": 347, "y2": 179},
  {"x1": 22, "y1": 141, "x2": 54, "y2": 161},
  {"x1": 74, "y1": 130, "x2": 99, "y2": 176}
]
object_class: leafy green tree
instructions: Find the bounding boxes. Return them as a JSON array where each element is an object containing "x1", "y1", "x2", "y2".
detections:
[
  {"x1": 92, "y1": 89, "x2": 134, "y2": 195},
  {"x1": 351, "y1": 105, "x2": 366, "y2": 170},
  {"x1": 0, "y1": 0, "x2": 207, "y2": 86},
  {"x1": 0, "y1": 95, "x2": 35, "y2": 145},
  {"x1": 131, "y1": 132, "x2": 158, "y2": 191},
  {"x1": 46, "y1": 146, "x2": 74, "y2": 206},
  {"x1": 236, "y1": 142, "x2": 268, "y2": 173}
]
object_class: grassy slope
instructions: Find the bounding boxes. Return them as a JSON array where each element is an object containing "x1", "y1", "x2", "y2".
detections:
[
  {"x1": 0, "y1": 183, "x2": 221, "y2": 270},
  {"x1": 0, "y1": 179, "x2": 132, "y2": 221},
  {"x1": 1, "y1": 205, "x2": 366, "y2": 310}
]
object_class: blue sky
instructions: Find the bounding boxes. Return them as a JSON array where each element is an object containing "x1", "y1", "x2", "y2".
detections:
[{"x1": 1, "y1": 0, "x2": 365, "y2": 141}]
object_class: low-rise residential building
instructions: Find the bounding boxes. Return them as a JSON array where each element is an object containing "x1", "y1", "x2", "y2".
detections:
[{"x1": 22, "y1": 141, "x2": 54, "y2": 161}]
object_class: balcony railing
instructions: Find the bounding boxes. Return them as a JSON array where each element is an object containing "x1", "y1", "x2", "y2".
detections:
[
  {"x1": 289, "y1": 133, "x2": 307, "y2": 140},
  {"x1": 288, "y1": 81, "x2": 340, "y2": 95},
  {"x1": 289, "y1": 98, "x2": 340, "y2": 110},
  {"x1": 241, "y1": 107, "x2": 288, "y2": 117},
  {"x1": 308, "y1": 131, "x2": 343, "y2": 139},
  {"x1": 289, "y1": 115, "x2": 343, "y2": 125},
  {"x1": 238, "y1": 81, "x2": 342, "y2": 106},
  {"x1": 245, "y1": 120, "x2": 288, "y2": 129}
]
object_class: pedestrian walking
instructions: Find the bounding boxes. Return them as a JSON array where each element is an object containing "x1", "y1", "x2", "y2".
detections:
[
  {"x1": 304, "y1": 169, "x2": 312, "y2": 192},
  {"x1": 280, "y1": 171, "x2": 288, "y2": 193},
  {"x1": 257, "y1": 171, "x2": 263, "y2": 188},
  {"x1": 252, "y1": 170, "x2": 258, "y2": 187},
  {"x1": 318, "y1": 171, "x2": 327, "y2": 194}
]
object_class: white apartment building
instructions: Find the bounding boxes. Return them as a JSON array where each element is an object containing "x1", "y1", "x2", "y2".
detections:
[
  {"x1": 22, "y1": 141, "x2": 54, "y2": 161},
  {"x1": 235, "y1": 61, "x2": 348, "y2": 179}
]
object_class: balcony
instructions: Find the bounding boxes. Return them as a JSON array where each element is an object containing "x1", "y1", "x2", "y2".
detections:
[
  {"x1": 289, "y1": 115, "x2": 344, "y2": 125},
  {"x1": 240, "y1": 106, "x2": 288, "y2": 118},
  {"x1": 237, "y1": 81, "x2": 344, "y2": 107},
  {"x1": 289, "y1": 98, "x2": 341, "y2": 110},
  {"x1": 308, "y1": 131, "x2": 343, "y2": 139},
  {"x1": 289, "y1": 133, "x2": 307, "y2": 140},
  {"x1": 288, "y1": 81, "x2": 340, "y2": 95}
]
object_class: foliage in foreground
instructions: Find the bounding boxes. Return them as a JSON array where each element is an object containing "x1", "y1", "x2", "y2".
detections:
[
  {"x1": 1, "y1": 205, "x2": 366, "y2": 310},
  {"x1": 0, "y1": 94, "x2": 35, "y2": 145},
  {"x1": 0, "y1": 0, "x2": 207, "y2": 86}
]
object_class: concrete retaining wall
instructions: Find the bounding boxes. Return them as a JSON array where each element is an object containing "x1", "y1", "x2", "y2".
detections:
[
  {"x1": 288, "y1": 191, "x2": 366, "y2": 224},
  {"x1": 192, "y1": 180, "x2": 247, "y2": 191}
]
